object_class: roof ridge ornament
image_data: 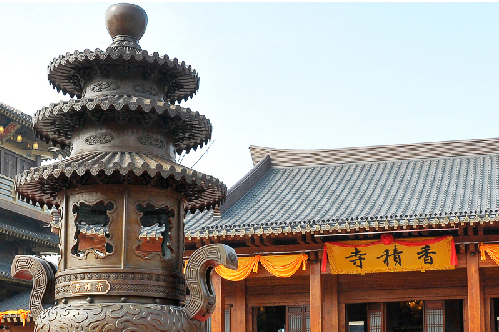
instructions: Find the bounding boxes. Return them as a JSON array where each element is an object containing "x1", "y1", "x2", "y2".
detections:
[{"x1": 105, "y1": 3, "x2": 148, "y2": 52}]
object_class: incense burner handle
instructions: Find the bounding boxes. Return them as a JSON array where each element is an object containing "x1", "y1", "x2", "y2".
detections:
[
  {"x1": 184, "y1": 244, "x2": 237, "y2": 322},
  {"x1": 11, "y1": 255, "x2": 57, "y2": 319}
]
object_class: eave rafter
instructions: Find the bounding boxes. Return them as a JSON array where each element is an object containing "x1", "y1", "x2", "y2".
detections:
[{"x1": 186, "y1": 214, "x2": 499, "y2": 242}]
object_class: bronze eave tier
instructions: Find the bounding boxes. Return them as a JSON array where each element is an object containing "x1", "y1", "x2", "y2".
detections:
[
  {"x1": 48, "y1": 48, "x2": 199, "y2": 104},
  {"x1": 15, "y1": 151, "x2": 226, "y2": 212},
  {"x1": 33, "y1": 95, "x2": 212, "y2": 153}
]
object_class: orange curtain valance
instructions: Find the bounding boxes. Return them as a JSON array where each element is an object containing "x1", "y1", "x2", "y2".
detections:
[
  {"x1": 0, "y1": 309, "x2": 30, "y2": 326},
  {"x1": 480, "y1": 243, "x2": 499, "y2": 264},
  {"x1": 215, "y1": 254, "x2": 308, "y2": 281}
]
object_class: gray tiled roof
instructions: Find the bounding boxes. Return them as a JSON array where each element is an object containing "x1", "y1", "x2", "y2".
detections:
[
  {"x1": 0, "y1": 257, "x2": 12, "y2": 278},
  {"x1": 0, "y1": 291, "x2": 30, "y2": 311},
  {"x1": 185, "y1": 209, "x2": 214, "y2": 233},
  {"x1": 0, "y1": 222, "x2": 58, "y2": 246},
  {"x1": 0, "y1": 102, "x2": 32, "y2": 127},
  {"x1": 185, "y1": 154, "x2": 499, "y2": 235},
  {"x1": 0, "y1": 257, "x2": 30, "y2": 286}
]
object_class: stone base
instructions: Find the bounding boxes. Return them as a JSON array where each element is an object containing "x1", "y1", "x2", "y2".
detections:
[{"x1": 35, "y1": 303, "x2": 205, "y2": 332}]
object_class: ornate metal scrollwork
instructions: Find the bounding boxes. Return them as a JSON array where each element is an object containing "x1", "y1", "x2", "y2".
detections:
[
  {"x1": 90, "y1": 82, "x2": 119, "y2": 93},
  {"x1": 184, "y1": 243, "x2": 238, "y2": 322},
  {"x1": 84, "y1": 133, "x2": 114, "y2": 145},
  {"x1": 137, "y1": 135, "x2": 166, "y2": 149},
  {"x1": 134, "y1": 83, "x2": 159, "y2": 96},
  {"x1": 11, "y1": 256, "x2": 57, "y2": 319},
  {"x1": 34, "y1": 303, "x2": 205, "y2": 332}
]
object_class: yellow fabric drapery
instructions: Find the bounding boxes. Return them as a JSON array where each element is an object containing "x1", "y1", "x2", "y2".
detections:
[
  {"x1": 480, "y1": 243, "x2": 499, "y2": 264},
  {"x1": 215, "y1": 256, "x2": 260, "y2": 281},
  {"x1": 0, "y1": 309, "x2": 30, "y2": 326},
  {"x1": 215, "y1": 254, "x2": 308, "y2": 281},
  {"x1": 259, "y1": 254, "x2": 307, "y2": 278}
]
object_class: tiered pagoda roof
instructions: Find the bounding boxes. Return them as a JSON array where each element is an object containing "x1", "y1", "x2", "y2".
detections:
[{"x1": 15, "y1": 4, "x2": 226, "y2": 212}]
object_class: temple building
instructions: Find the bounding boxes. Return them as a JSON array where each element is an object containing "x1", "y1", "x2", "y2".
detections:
[
  {"x1": 5, "y1": 109, "x2": 499, "y2": 332},
  {"x1": 0, "y1": 102, "x2": 63, "y2": 331},
  {"x1": 184, "y1": 138, "x2": 499, "y2": 332}
]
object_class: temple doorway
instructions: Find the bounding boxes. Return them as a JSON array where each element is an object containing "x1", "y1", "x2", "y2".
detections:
[
  {"x1": 346, "y1": 300, "x2": 463, "y2": 332},
  {"x1": 491, "y1": 298, "x2": 499, "y2": 332},
  {"x1": 254, "y1": 305, "x2": 310, "y2": 332}
]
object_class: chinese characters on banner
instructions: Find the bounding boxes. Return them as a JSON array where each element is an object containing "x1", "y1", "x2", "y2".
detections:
[{"x1": 322, "y1": 235, "x2": 457, "y2": 274}]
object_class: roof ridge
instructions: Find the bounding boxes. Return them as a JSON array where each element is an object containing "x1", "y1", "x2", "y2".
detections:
[
  {"x1": 220, "y1": 154, "x2": 271, "y2": 214},
  {"x1": 250, "y1": 137, "x2": 499, "y2": 167}
]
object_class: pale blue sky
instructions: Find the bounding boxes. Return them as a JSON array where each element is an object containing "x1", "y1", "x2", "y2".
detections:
[{"x1": 2, "y1": 3, "x2": 499, "y2": 188}]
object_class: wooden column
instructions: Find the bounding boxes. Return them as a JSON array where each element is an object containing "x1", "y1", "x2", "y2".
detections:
[
  {"x1": 232, "y1": 280, "x2": 246, "y2": 332},
  {"x1": 467, "y1": 247, "x2": 484, "y2": 332},
  {"x1": 212, "y1": 272, "x2": 225, "y2": 332},
  {"x1": 323, "y1": 274, "x2": 339, "y2": 332},
  {"x1": 310, "y1": 260, "x2": 323, "y2": 332},
  {"x1": 246, "y1": 305, "x2": 254, "y2": 332},
  {"x1": 339, "y1": 303, "x2": 346, "y2": 332}
]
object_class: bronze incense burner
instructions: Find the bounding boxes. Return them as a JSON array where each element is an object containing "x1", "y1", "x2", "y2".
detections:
[{"x1": 11, "y1": 3, "x2": 236, "y2": 331}]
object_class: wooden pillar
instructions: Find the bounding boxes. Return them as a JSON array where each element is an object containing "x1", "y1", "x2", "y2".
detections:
[
  {"x1": 232, "y1": 280, "x2": 246, "y2": 332},
  {"x1": 323, "y1": 274, "x2": 339, "y2": 332},
  {"x1": 246, "y1": 305, "x2": 254, "y2": 332},
  {"x1": 310, "y1": 261, "x2": 323, "y2": 332},
  {"x1": 467, "y1": 247, "x2": 484, "y2": 332},
  {"x1": 485, "y1": 297, "x2": 491, "y2": 332},
  {"x1": 212, "y1": 272, "x2": 225, "y2": 332},
  {"x1": 339, "y1": 303, "x2": 346, "y2": 332}
]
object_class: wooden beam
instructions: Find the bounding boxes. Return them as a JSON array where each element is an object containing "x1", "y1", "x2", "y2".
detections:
[
  {"x1": 211, "y1": 273, "x2": 225, "y2": 332},
  {"x1": 297, "y1": 234, "x2": 306, "y2": 244},
  {"x1": 466, "y1": 224, "x2": 474, "y2": 236},
  {"x1": 310, "y1": 261, "x2": 322, "y2": 332},
  {"x1": 245, "y1": 237, "x2": 256, "y2": 247},
  {"x1": 467, "y1": 245, "x2": 485, "y2": 332},
  {"x1": 454, "y1": 234, "x2": 499, "y2": 244},
  {"x1": 254, "y1": 236, "x2": 264, "y2": 247},
  {"x1": 231, "y1": 280, "x2": 246, "y2": 332},
  {"x1": 306, "y1": 232, "x2": 315, "y2": 244},
  {"x1": 263, "y1": 235, "x2": 274, "y2": 246},
  {"x1": 185, "y1": 243, "x2": 325, "y2": 257}
]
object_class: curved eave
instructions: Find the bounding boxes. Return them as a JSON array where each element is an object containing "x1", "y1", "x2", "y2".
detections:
[
  {"x1": 0, "y1": 272, "x2": 31, "y2": 285},
  {"x1": 15, "y1": 151, "x2": 226, "y2": 213},
  {"x1": 186, "y1": 213, "x2": 497, "y2": 241},
  {"x1": 0, "y1": 224, "x2": 58, "y2": 247},
  {"x1": 33, "y1": 96, "x2": 212, "y2": 154},
  {"x1": 48, "y1": 48, "x2": 199, "y2": 103},
  {"x1": 0, "y1": 103, "x2": 32, "y2": 128}
]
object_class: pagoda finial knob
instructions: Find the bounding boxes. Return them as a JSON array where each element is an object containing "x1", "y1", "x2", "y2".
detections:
[{"x1": 105, "y1": 3, "x2": 148, "y2": 51}]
